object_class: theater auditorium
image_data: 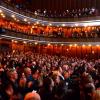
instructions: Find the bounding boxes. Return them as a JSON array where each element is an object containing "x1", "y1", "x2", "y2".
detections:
[{"x1": 0, "y1": 0, "x2": 100, "y2": 100}]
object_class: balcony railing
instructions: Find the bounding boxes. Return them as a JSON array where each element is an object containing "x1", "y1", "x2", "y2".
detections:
[{"x1": 1, "y1": 29, "x2": 100, "y2": 44}]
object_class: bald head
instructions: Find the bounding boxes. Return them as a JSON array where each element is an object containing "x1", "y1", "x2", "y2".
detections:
[{"x1": 24, "y1": 92, "x2": 41, "y2": 100}]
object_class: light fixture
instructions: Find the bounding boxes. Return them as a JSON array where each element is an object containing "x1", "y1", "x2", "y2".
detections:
[
  {"x1": 96, "y1": 44, "x2": 99, "y2": 47},
  {"x1": 84, "y1": 24, "x2": 88, "y2": 27},
  {"x1": 12, "y1": 40, "x2": 14, "y2": 42},
  {"x1": 35, "y1": 42, "x2": 38, "y2": 45},
  {"x1": 48, "y1": 43, "x2": 51, "y2": 46},
  {"x1": 17, "y1": 19, "x2": 19, "y2": 22},
  {"x1": 34, "y1": 11, "x2": 38, "y2": 16},
  {"x1": 24, "y1": 18, "x2": 27, "y2": 22},
  {"x1": 42, "y1": 24, "x2": 44, "y2": 26},
  {"x1": 61, "y1": 44, "x2": 64, "y2": 46},
  {"x1": 69, "y1": 44, "x2": 72, "y2": 47},
  {"x1": 82, "y1": 44, "x2": 85, "y2": 47},
  {"x1": 75, "y1": 24, "x2": 78, "y2": 26},
  {"x1": 11, "y1": 14, "x2": 15, "y2": 18},
  {"x1": 88, "y1": 44, "x2": 91, "y2": 47},
  {"x1": 49, "y1": 23, "x2": 52, "y2": 26},
  {"x1": 23, "y1": 41, "x2": 27, "y2": 44},
  {"x1": 0, "y1": 9, "x2": 2, "y2": 13},
  {"x1": 62, "y1": 24, "x2": 65, "y2": 27},
  {"x1": 66, "y1": 49, "x2": 69, "y2": 51},
  {"x1": 36, "y1": 21, "x2": 39, "y2": 24},
  {"x1": 28, "y1": 22, "x2": 30, "y2": 24},
  {"x1": 92, "y1": 51, "x2": 95, "y2": 54},
  {"x1": 1, "y1": 13, "x2": 4, "y2": 16},
  {"x1": 14, "y1": 40, "x2": 18, "y2": 43},
  {"x1": 14, "y1": 17, "x2": 17, "y2": 20},
  {"x1": 74, "y1": 44, "x2": 77, "y2": 46},
  {"x1": 32, "y1": 26, "x2": 34, "y2": 28}
]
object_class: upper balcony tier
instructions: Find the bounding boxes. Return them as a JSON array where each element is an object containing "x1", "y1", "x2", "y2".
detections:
[{"x1": 0, "y1": 0, "x2": 100, "y2": 23}]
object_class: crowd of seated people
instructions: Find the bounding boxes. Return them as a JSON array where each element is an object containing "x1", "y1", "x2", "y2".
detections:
[
  {"x1": 0, "y1": 18, "x2": 100, "y2": 38},
  {"x1": 34, "y1": 8, "x2": 97, "y2": 18},
  {"x1": 1, "y1": 0, "x2": 97, "y2": 18},
  {"x1": 0, "y1": 51, "x2": 100, "y2": 100}
]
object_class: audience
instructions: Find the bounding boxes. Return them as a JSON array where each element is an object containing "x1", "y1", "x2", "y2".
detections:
[
  {"x1": 0, "y1": 51, "x2": 100, "y2": 100},
  {"x1": 1, "y1": 0, "x2": 97, "y2": 18},
  {"x1": 0, "y1": 18, "x2": 100, "y2": 39}
]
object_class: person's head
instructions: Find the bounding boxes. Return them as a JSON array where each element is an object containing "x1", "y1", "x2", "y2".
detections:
[
  {"x1": 24, "y1": 67, "x2": 32, "y2": 77},
  {"x1": 63, "y1": 71, "x2": 70, "y2": 79},
  {"x1": 52, "y1": 74, "x2": 60, "y2": 85},
  {"x1": 43, "y1": 77, "x2": 54, "y2": 90},
  {"x1": 7, "y1": 68, "x2": 18, "y2": 82},
  {"x1": 32, "y1": 69, "x2": 39, "y2": 80},
  {"x1": 24, "y1": 92, "x2": 41, "y2": 100},
  {"x1": 19, "y1": 73, "x2": 27, "y2": 87}
]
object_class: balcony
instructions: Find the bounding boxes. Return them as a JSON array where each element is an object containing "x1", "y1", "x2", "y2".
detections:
[
  {"x1": 0, "y1": 0, "x2": 100, "y2": 22},
  {"x1": 1, "y1": 29, "x2": 100, "y2": 45}
]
